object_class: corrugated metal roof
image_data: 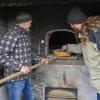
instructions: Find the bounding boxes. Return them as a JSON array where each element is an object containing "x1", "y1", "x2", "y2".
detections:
[
  {"x1": 0, "y1": 0, "x2": 100, "y2": 7},
  {"x1": 0, "y1": 0, "x2": 33, "y2": 7}
]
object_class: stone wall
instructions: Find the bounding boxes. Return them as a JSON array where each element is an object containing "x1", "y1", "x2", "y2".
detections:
[{"x1": 33, "y1": 63, "x2": 97, "y2": 100}]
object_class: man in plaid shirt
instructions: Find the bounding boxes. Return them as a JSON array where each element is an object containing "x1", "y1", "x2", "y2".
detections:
[{"x1": 0, "y1": 12, "x2": 48, "y2": 100}]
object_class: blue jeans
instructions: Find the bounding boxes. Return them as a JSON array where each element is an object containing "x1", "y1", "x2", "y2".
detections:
[
  {"x1": 97, "y1": 93, "x2": 100, "y2": 100},
  {"x1": 6, "y1": 77, "x2": 34, "y2": 100}
]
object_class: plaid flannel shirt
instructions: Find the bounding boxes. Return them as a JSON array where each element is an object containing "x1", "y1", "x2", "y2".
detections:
[{"x1": 0, "y1": 25, "x2": 36, "y2": 81}]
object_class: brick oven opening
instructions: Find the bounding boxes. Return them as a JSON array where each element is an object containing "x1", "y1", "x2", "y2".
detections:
[
  {"x1": 45, "y1": 29, "x2": 78, "y2": 56},
  {"x1": 49, "y1": 31, "x2": 76, "y2": 53}
]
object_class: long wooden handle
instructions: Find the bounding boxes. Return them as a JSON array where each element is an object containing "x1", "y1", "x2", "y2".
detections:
[{"x1": 0, "y1": 57, "x2": 56, "y2": 85}]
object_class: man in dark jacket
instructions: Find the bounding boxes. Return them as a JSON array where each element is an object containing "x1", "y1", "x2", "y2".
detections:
[{"x1": 0, "y1": 12, "x2": 48, "y2": 100}]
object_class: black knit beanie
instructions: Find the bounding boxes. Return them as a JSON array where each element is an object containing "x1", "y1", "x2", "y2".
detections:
[
  {"x1": 67, "y1": 7, "x2": 87, "y2": 24},
  {"x1": 16, "y1": 12, "x2": 32, "y2": 24}
]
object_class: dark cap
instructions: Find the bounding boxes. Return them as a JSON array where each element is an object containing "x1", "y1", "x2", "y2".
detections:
[
  {"x1": 16, "y1": 12, "x2": 32, "y2": 24},
  {"x1": 67, "y1": 7, "x2": 87, "y2": 24}
]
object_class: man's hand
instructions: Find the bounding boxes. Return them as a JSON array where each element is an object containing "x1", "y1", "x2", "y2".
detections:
[
  {"x1": 20, "y1": 66, "x2": 30, "y2": 74},
  {"x1": 62, "y1": 45, "x2": 68, "y2": 51},
  {"x1": 53, "y1": 49, "x2": 61, "y2": 52},
  {"x1": 41, "y1": 58, "x2": 48, "y2": 64}
]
